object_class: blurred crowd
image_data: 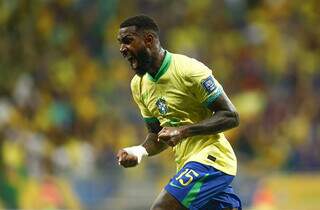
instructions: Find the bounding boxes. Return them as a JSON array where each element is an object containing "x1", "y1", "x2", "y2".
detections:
[{"x1": 0, "y1": 0, "x2": 319, "y2": 209}]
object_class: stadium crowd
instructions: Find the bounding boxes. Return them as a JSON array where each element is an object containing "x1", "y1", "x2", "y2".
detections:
[{"x1": 0, "y1": 0, "x2": 319, "y2": 209}]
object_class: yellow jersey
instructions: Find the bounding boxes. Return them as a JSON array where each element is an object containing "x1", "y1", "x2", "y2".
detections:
[{"x1": 130, "y1": 51, "x2": 237, "y2": 175}]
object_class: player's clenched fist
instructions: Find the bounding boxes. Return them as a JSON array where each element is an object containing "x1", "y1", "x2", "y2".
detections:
[
  {"x1": 117, "y1": 149, "x2": 138, "y2": 167},
  {"x1": 117, "y1": 146, "x2": 149, "y2": 167},
  {"x1": 158, "y1": 127, "x2": 187, "y2": 147}
]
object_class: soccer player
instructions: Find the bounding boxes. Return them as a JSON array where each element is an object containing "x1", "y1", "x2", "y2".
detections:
[{"x1": 116, "y1": 15, "x2": 242, "y2": 210}]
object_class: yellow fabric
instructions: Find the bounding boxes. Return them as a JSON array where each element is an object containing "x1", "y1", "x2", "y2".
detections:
[{"x1": 131, "y1": 52, "x2": 237, "y2": 175}]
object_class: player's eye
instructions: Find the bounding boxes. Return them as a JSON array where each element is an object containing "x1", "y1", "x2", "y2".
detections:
[{"x1": 122, "y1": 37, "x2": 133, "y2": 45}]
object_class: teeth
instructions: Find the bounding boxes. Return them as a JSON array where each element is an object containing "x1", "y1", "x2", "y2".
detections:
[
  {"x1": 124, "y1": 54, "x2": 137, "y2": 69},
  {"x1": 132, "y1": 59, "x2": 138, "y2": 68}
]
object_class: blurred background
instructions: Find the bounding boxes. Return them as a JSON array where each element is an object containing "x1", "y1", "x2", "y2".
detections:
[{"x1": 0, "y1": 0, "x2": 319, "y2": 209}]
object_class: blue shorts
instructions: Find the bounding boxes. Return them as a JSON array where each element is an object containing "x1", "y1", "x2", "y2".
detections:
[{"x1": 164, "y1": 161, "x2": 242, "y2": 210}]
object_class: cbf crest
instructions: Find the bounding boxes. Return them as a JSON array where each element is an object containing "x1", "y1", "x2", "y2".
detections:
[{"x1": 156, "y1": 98, "x2": 168, "y2": 115}]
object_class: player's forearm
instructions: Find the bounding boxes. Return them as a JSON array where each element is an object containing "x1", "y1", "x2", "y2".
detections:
[
  {"x1": 181, "y1": 110, "x2": 239, "y2": 138},
  {"x1": 142, "y1": 133, "x2": 169, "y2": 156}
]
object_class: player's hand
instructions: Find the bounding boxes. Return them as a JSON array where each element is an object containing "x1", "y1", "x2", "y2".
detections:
[
  {"x1": 158, "y1": 127, "x2": 186, "y2": 147},
  {"x1": 117, "y1": 149, "x2": 139, "y2": 168}
]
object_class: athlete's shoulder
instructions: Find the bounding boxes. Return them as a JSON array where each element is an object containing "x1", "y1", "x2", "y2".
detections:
[
  {"x1": 172, "y1": 53, "x2": 210, "y2": 68},
  {"x1": 171, "y1": 52, "x2": 212, "y2": 78},
  {"x1": 171, "y1": 52, "x2": 196, "y2": 64},
  {"x1": 130, "y1": 74, "x2": 139, "y2": 85},
  {"x1": 130, "y1": 75, "x2": 142, "y2": 93}
]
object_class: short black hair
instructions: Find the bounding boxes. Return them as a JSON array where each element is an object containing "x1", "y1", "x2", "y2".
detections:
[{"x1": 120, "y1": 15, "x2": 159, "y2": 36}]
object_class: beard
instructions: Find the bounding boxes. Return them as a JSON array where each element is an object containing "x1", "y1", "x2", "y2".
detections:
[{"x1": 133, "y1": 48, "x2": 153, "y2": 76}]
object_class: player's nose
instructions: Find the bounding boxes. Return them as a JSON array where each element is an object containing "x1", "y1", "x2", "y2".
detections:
[{"x1": 119, "y1": 44, "x2": 128, "y2": 56}]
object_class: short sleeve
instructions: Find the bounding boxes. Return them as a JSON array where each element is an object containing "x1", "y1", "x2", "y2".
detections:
[
  {"x1": 183, "y1": 59, "x2": 223, "y2": 108},
  {"x1": 130, "y1": 77, "x2": 158, "y2": 123}
]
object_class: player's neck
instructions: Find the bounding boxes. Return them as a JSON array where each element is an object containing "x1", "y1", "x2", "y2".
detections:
[{"x1": 148, "y1": 48, "x2": 166, "y2": 78}]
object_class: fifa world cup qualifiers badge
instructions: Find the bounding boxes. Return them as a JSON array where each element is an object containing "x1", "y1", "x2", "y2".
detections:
[
  {"x1": 156, "y1": 98, "x2": 168, "y2": 115},
  {"x1": 202, "y1": 76, "x2": 216, "y2": 94}
]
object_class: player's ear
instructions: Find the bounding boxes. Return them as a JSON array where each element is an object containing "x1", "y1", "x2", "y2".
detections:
[{"x1": 144, "y1": 32, "x2": 154, "y2": 48}]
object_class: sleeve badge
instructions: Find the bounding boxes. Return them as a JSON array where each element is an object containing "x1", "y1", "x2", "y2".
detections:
[{"x1": 201, "y1": 76, "x2": 217, "y2": 94}]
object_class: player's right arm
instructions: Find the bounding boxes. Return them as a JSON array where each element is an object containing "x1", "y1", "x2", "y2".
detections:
[
  {"x1": 117, "y1": 77, "x2": 168, "y2": 167},
  {"x1": 142, "y1": 120, "x2": 168, "y2": 156},
  {"x1": 117, "y1": 120, "x2": 169, "y2": 168}
]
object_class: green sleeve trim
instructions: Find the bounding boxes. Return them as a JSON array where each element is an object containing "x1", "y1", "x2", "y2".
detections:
[
  {"x1": 181, "y1": 174, "x2": 209, "y2": 208},
  {"x1": 143, "y1": 117, "x2": 159, "y2": 123},
  {"x1": 202, "y1": 88, "x2": 222, "y2": 108},
  {"x1": 147, "y1": 51, "x2": 172, "y2": 82}
]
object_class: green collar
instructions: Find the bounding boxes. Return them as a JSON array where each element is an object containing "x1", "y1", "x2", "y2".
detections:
[{"x1": 147, "y1": 51, "x2": 172, "y2": 82}]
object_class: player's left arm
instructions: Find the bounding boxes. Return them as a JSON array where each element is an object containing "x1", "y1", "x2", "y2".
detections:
[
  {"x1": 182, "y1": 90, "x2": 239, "y2": 135},
  {"x1": 158, "y1": 90, "x2": 239, "y2": 147}
]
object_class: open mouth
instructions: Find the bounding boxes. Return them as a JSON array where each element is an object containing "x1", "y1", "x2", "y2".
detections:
[{"x1": 127, "y1": 56, "x2": 138, "y2": 69}]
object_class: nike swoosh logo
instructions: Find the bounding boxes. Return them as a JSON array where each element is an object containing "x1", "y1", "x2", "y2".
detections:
[{"x1": 169, "y1": 182, "x2": 183, "y2": 189}]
